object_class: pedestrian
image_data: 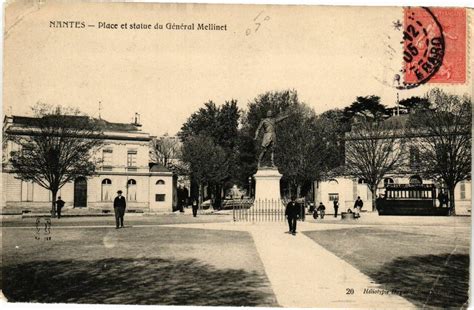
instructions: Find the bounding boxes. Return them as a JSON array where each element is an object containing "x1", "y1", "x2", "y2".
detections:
[
  {"x1": 285, "y1": 196, "x2": 299, "y2": 235},
  {"x1": 192, "y1": 199, "x2": 199, "y2": 217},
  {"x1": 55, "y1": 196, "x2": 65, "y2": 219},
  {"x1": 333, "y1": 198, "x2": 339, "y2": 218},
  {"x1": 177, "y1": 184, "x2": 185, "y2": 212},
  {"x1": 114, "y1": 190, "x2": 126, "y2": 229},
  {"x1": 443, "y1": 191, "x2": 449, "y2": 208},
  {"x1": 312, "y1": 206, "x2": 319, "y2": 219},
  {"x1": 437, "y1": 190, "x2": 445, "y2": 207},
  {"x1": 317, "y1": 202, "x2": 326, "y2": 219},
  {"x1": 354, "y1": 196, "x2": 363, "y2": 218}
]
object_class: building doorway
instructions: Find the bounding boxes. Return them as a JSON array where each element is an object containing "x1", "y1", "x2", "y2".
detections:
[{"x1": 74, "y1": 177, "x2": 87, "y2": 208}]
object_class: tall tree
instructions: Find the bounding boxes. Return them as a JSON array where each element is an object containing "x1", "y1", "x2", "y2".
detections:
[
  {"x1": 180, "y1": 135, "x2": 230, "y2": 207},
  {"x1": 343, "y1": 96, "x2": 391, "y2": 122},
  {"x1": 319, "y1": 108, "x2": 350, "y2": 169},
  {"x1": 407, "y1": 89, "x2": 471, "y2": 214},
  {"x1": 179, "y1": 100, "x2": 240, "y2": 208},
  {"x1": 7, "y1": 104, "x2": 104, "y2": 216},
  {"x1": 344, "y1": 118, "x2": 408, "y2": 211},
  {"x1": 179, "y1": 100, "x2": 240, "y2": 150},
  {"x1": 276, "y1": 109, "x2": 338, "y2": 197},
  {"x1": 150, "y1": 134, "x2": 181, "y2": 169},
  {"x1": 398, "y1": 96, "x2": 431, "y2": 113}
]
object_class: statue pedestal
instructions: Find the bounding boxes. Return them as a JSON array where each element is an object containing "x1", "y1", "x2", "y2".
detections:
[{"x1": 253, "y1": 167, "x2": 282, "y2": 202}]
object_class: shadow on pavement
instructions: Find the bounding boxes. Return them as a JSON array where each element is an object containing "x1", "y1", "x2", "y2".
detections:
[
  {"x1": 369, "y1": 253, "x2": 469, "y2": 308},
  {"x1": 2, "y1": 257, "x2": 278, "y2": 306}
]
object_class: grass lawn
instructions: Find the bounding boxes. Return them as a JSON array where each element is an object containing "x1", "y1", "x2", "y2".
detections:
[
  {"x1": 1, "y1": 224, "x2": 278, "y2": 306},
  {"x1": 304, "y1": 225, "x2": 470, "y2": 308}
]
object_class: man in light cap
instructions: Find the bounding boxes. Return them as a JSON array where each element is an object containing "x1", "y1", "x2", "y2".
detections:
[{"x1": 113, "y1": 190, "x2": 127, "y2": 229}]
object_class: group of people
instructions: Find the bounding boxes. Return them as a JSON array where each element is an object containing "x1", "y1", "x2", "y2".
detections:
[
  {"x1": 55, "y1": 188, "x2": 201, "y2": 228},
  {"x1": 285, "y1": 196, "x2": 365, "y2": 234}
]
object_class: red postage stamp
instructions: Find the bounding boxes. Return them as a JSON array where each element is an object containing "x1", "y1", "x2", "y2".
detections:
[{"x1": 403, "y1": 7, "x2": 467, "y2": 85}]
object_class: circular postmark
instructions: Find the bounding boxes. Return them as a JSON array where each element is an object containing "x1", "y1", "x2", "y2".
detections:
[{"x1": 396, "y1": 7, "x2": 445, "y2": 90}]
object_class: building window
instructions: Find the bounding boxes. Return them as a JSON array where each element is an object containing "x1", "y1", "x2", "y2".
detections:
[
  {"x1": 127, "y1": 179, "x2": 137, "y2": 201},
  {"x1": 328, "y1": 193, "x2": 339, "y2": 201},
  {"x1": 155, "y1": 194, "x2": 166, "y2": 202},
  {"x1": 101, "y1": 178, "x2": 112, "y2": 201},
  {"x1": 353, "y1": 179, "x2": 358, "y2": 201},
  {"x1": 384, "y1": 178, "x2": 394, "y2": 187},
  {"x1": 127, "y1": 150, "x2": 137, "y2": 168},
  {"x1": 102, "y1": 148, "x2": 113, "y2": 169},
  {"x1": 21, "y1": 181, "x2": 34, "y2": 202},
  {"x1": 460, "y1": 181, "x2": 466, "y2": 199},
  {"x1": 156, "y1": 179, "x2": 165, "y2": 185},
  {"x1": 409, "y1": 175, "x2": 422, "y2": 185}
]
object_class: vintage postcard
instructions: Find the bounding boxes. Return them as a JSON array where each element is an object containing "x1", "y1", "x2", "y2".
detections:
[{"x1": 1, "y1": 1, "x2": 472, "y2": 309}]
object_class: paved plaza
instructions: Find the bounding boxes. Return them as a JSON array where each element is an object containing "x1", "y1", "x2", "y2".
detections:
[{"x1": 1, "y1": 213, "x2": 470, "y2": 308}]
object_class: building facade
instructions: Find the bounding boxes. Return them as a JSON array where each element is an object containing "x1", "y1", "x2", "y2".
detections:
[
  {"x1": 315, "y1": 115, "x2": 471, "y2": 215},
  {"x1": 2, "y1": 115, "x2": 174, "y2": 213}
]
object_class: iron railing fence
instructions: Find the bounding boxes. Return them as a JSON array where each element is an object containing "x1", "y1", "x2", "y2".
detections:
[{"x1": 233, "y1": 198, "x2": 288, "y2": 222}]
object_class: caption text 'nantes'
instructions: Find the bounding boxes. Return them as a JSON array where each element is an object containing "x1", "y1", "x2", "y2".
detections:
[{"x1": 49, "y1": 21, "x2": 228, "y2": 31}]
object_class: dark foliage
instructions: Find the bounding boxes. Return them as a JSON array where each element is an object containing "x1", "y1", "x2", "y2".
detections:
[{"x1": 3, "y1": 257, "x2": 277, "y2": 306}]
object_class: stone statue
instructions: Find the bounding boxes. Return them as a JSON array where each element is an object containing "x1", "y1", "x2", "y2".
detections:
[{"x1": 254, "y1": 110, "x2": 290, "y2": 168}]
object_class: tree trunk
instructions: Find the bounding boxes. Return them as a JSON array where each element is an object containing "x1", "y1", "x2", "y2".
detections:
[
  {"x1": 198, "y1": 183, "x2": 203, "y2": 210},
  {"x1": 51, "y1": 190, "x2": 58, "y2": 217},
  {"x1": 448, "y1": 186, "x2": 456, "y2": 215},
  {"x1": 370, "y1": 184, "x2": 377, "y2": 212},
  {"x1": 296, "y1": 184, "x2": 301, "y2": 199},
  {"x1": 215, "y1": 183, "x2": 222, "y2": 210}
]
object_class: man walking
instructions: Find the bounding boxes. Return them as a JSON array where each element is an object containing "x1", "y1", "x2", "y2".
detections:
[
  {"x1": 114, "y1": 190, "x2": 127, "y2": 229},
  {"x1": 354, "y1": 196, "x2": 363, "y2": 218},
  {"x1": 285, "y1": 196, "x2": 299, "y2": 235},
  {"x1": 192, "y1": 199, "x2": 199, "y2": 217},
  {"x1": 55, "y1": 196, "x2": 65, "y2": 219},
  {"x1": 317, "y1": 202, "x2": 326, "y2": 219},
  {"x1": 333, "y1": 198, "x2": 339, "y2": 218}
]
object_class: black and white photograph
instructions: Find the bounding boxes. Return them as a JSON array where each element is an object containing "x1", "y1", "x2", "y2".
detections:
[{"x1": 1, "y1": 1, "x2": 472, "y2": 308}]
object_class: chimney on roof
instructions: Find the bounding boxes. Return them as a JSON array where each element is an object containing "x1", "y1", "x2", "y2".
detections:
[{"x1": 133, "y1": 112, "x2": 142, "y2": 127}]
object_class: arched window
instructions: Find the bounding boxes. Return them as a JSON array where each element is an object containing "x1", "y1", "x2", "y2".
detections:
[
  {"x1": 155, "y1": 179, "x2": 166, "y2": 202},
  {"x1": 384, "y1": 178, "x2": 394, "y2": 187},
  {"x1": 328, "y1": 179, "x2": 339, "y2": 185},
  {"x1": 101, "y1": 178, "x2": 112, "y2": 201},
  {"x1": 409, "y1": 175, "x2": 422, "y2": 185},
  {"x1": 127, "y1": 179, "x2": 137, "y2": 201}
]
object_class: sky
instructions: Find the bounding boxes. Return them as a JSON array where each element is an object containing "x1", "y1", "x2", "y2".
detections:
[{"x1": 3, "y1": 1, "x2": 473, "y2": 136}]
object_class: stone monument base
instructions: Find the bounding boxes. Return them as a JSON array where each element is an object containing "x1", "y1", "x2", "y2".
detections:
[{"x1": 253, "y1": 167, "x2": 283, "y2": 203}]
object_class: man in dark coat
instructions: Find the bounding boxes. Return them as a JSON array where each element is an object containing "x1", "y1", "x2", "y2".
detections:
[
  {"x1": 354, "y1": 196, "x2": 363, "y2": 218},
  {"x1": 285, "y1": 196, "x2": 299, "y2": 235},
  {"x1": 55, "y1": 196, "x2": 65, "y2": 219},
  {"x1": 333, "y1": 198, "x2": 339, "y2": 218},
  {"x1": 317, "y1": 202, "x2": 326, "y2": 219},
  {"x1": 114, "y1": 190, "x2": 127, "y2": 229},
  {"x1": 192, "y1": 199, "x2": 199, "y2": 217}
]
